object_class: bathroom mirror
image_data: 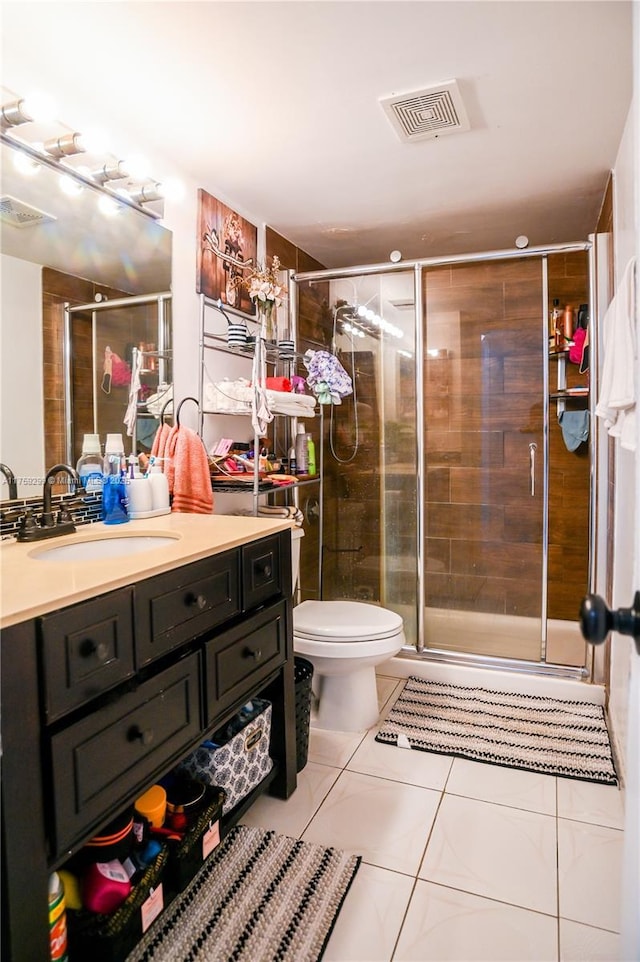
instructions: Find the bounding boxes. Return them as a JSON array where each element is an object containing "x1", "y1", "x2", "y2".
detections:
[{"x1": 0, "y1": 137, "x2": 172, "y2": 500}]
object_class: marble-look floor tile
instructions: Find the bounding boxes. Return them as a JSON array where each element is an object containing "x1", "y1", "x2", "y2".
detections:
[
  {"x1": 558, "y1": 818, "x2": 623, "y2": 932},
  {"x1": 376, "y1": 674, "x2": 404, "y2": 712},
  {"x1": 239, "y1": 761, "x2": 340, "y2": 837},
  {"x1": 302, "y1": 770, "x2": 441, "y2": 875},
  {"x1": 307, "y1": 725, "x2": 367, "y2": 769},
  {"x1": 323, "y1": 862, "x2": 414, "y2": 962},
  {"x1": 419, "y1": 794, "x2": 557, "y2": 915},
  {"x1": 557, "y1": 779, "x2": 625, "y2": 829},
  {"x1": 347, "y1": 729, "x2": 452, "y2": 791},
  {"x1": 446, "y1": 758, "x2": 557, "y2": 815},
  {"x1": 559, "y1": 919, "x2": 620, "y2": 961},
  {"x1": 394, "y1": 881, "x2": 558, "y2": 961}
]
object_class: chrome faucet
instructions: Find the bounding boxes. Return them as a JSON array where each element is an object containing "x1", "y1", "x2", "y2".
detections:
[
  {"x1": 16, "y1": 463, "x2": 82, "y2": 543},
  {"x1": 0, "y1": 463, "x2": 18, "y2": 500}
]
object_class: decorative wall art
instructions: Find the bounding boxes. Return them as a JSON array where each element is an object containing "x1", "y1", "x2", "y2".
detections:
[{"x1": 196, "y1": 188, "x2": 258, "y2": 317}]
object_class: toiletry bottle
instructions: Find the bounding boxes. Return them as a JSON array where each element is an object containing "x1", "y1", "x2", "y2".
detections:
[
  {"x1": 550, "y1": 299, "x2": 562, "y2": 347},
  {"x1": 76, "y1": 434, "x2": 103, "y2": 495},
  {"x1": 295, "y1": 423, "x2": 309, "y2": 475},
  {"x1": 126, "y1": 455, "x2": 153, "y2": 518},
  {"x1": 148, "y1": 457, "x2": 170, "y2": 514},
  {"x1": 307, "y1": 433, "x2": 316, "y2": 476},
  {"x1": 288, "y1": 444, "x2": 297, "y2": 475},
  {"x1": 102, "y1": 433, "x2": 129, "y2": 525},
  {"x1": 563, "y1": 304, "x2": 574, "y2": 341},
  {"x1": 48, "y1": 872, "x2": 68, "y2": 962}
]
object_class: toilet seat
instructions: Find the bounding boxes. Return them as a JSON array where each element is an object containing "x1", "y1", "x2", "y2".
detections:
[{"x1": 293, "y1": 600, "x2": 404, "y2": 643}]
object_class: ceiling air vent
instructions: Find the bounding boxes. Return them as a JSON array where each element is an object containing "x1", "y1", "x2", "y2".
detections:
[
  {"x1": 0, "y1": 194, "x2": 57, "y2": 228},
  {"x1": 380, "y1": 80, "x2": 470, "y2": 143}
]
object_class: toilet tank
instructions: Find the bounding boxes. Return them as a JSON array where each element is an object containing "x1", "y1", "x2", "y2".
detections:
[{"x1": 291, "y1": 526, "x2": 305, "y2": 592}]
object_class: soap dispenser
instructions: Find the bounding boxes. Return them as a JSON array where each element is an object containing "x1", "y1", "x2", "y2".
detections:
[{"x1": 148, "y1": 457, "x2": 171, "y2": 514}]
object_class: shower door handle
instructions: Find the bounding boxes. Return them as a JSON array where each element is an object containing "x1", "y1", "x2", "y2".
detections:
[{"x1": 529, "y1": 443, "x2": 537, "y2": 496}]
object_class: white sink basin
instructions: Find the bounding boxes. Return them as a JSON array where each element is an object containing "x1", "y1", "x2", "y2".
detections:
[{"x1": 29, "y1": 533, "x2": 179, "y2": 562}]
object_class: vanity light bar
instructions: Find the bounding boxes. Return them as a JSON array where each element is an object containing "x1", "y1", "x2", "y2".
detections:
[{"x1": 1, "y1": 130, "x2": 163, "y2": 220}]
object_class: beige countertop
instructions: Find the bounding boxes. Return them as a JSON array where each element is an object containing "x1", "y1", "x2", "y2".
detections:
[{"x1": 0, "y1": 514, "x2": 293, "y2": 628}]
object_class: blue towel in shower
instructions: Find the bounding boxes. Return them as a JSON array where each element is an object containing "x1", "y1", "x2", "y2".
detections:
[{"x1": 558, "y1": 410, "x2": 589, "y2": 451}]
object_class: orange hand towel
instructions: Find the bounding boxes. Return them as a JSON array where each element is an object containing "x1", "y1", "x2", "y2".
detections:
[
  {"x1": 150, "y1": 421, "x2": 171, "y2": 460},
  {"x1": 163, "y1": 424, "x2": 180, "y2": 494},
  {"x1": 168, "y1": 425, "x2": 214, "y2": 514}
]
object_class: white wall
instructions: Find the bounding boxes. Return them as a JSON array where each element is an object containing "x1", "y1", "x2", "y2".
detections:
[
  {"x1": 607, "y1": 100, "x2": 637, "y2": 776},
  {"x1": 0, "y1": 253, "x2": 45, "y2": 497}
]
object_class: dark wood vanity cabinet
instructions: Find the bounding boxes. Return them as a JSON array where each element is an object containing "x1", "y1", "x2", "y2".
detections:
[{"x1": 1, "y1": 529, "x2": 296, "y2": 962}]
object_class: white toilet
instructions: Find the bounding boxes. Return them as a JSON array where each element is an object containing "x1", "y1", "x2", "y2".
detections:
[{"x1": 291, "y1": 528, "x2": 406, "y2": 732}]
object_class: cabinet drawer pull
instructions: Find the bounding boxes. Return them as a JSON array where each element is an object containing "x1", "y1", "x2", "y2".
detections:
[
  {"x1": 80, "y1": 638, "x2": 109, "y2": 662},
  {"x1": 255, "y1": 561, "x2": 272, "y2": 578},
  {"x1": 127, "y1": 724, "x2": 154, "y2": 746},
  {"x1": 186, "y1": 593, "x2": 208, "y2": 611},
  {"x1": 244, "y1": 647, "x2": 262, "y2": 661}
]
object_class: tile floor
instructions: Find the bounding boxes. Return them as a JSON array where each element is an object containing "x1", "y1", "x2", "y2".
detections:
[{"x1": 240, "y1": 675, "x2": 625, "y2": 962}]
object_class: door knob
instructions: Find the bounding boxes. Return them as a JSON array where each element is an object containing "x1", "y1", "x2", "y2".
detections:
[{"x1": 579, "y1": 591, "x2": 640, "y2": 653}]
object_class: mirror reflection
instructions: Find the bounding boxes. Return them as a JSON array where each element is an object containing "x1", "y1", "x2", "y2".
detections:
[{"x1": 0, "y1": 137, "x2": 172, "y2": 501}]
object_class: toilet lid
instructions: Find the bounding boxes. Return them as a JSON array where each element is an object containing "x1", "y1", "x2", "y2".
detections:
[{"x1": 293, "y1": 600, "x2": 404, "y2": 642}]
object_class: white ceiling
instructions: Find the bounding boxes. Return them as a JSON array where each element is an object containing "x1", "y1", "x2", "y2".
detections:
[{"x1": 0, "y1": 1, "x2": 633, "y2": 269}]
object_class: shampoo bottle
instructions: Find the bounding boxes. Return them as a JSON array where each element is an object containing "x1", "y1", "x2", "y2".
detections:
[
  {"x1": 102, "y1": 434, "x2": 129, "y2": 525},
  {"x1": 76, "y1": 434, "x2": 103, "y2": 495}
]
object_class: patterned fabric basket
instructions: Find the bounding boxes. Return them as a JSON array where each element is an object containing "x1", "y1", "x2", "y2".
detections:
[{"x1": 177, "y1": 699, "x2": 273, "y2": 813}]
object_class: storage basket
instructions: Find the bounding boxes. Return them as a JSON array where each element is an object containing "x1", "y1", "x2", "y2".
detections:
[
  {"x1": 294, "y1": 657, "x2": 314, "y2": 773},
  {"x1": 67, "y1": 845, "x2": 168, "y2": 962},
  {"x1": 165, "y1": 785, "x2": 225, "y2": 895},
  {"x1": 177, "y1": 698, "x2": 273, "y2": 813}
]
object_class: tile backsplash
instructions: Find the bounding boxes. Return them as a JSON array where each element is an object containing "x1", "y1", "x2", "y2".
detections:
[{"x1": 1, "y1": 492, "x2": 102, "y2": 538}]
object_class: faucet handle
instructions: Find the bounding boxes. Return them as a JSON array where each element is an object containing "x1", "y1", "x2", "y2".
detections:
[{"x1": 19, "y1": 509, "x2": 39, "y2": 534}]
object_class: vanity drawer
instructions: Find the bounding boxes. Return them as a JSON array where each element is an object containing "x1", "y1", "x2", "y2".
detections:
[
  {"x1": 241, "y1": 535, "x2": 283, "y2": 611},
  {"x1": 39, "y1": 589, "x2": 135, "y2": 723},
  {"x1": 204, "y1": 600, "x2": 287, "y2": 721},
  {"x1": 49, "y1": 652, "x2": 201, "y2": 854},
  {"x1": 135, "y1": 551, "x2": 240, "y2": 667}
]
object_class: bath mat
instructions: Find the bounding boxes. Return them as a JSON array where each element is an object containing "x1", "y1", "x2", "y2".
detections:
[
  {"x1": 126, "y1": 825, "x2": 361, "y2": 962},
  {"x1": 375, "y1": 676, "x2": 617, "y2": 784}
]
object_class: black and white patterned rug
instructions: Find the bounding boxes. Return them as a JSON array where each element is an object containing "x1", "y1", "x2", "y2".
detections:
[
  {"x1": 127, "y1": 825, "x2": 361, "y2": 962},
  {"x1": 375, "y1": 676, "x2": 617, "y2": 784}
]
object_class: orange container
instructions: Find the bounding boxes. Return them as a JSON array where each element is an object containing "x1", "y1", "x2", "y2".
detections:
[{"x1": 134, "y1": 784, "x2": 167, "y2": 829}]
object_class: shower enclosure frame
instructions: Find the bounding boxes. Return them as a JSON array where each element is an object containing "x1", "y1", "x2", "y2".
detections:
[{"x1": 293, "y1": 239, "x2": 599, "y2": 681}]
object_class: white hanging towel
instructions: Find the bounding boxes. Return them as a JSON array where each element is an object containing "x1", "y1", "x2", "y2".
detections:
[
  {"x1": 595, "y1": 256, "x2": 637, "y2": 452},
  {"x1": 123, "y1": 348, "x2": 144, "y2": 437}
]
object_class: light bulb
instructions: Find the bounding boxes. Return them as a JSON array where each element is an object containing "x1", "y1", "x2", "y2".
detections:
[
  {"x1": 59, "y1": 174, "x2": 83, "y2": 196},
  {"x1": 98, "y1": 194, "x2": 121, "y2": 217},
  {"x1": 21, "y1": 92, "x2": 57, "y2": 124},
  {"x1": 124, "y1": 153, "x2": 151, "y2": 180},
  {"x1": 76, "y1": 127, "x2": 110, "y2": 155}
]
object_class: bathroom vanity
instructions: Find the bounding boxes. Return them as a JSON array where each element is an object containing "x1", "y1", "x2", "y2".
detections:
[{"x1": 0, "y1": 515, "x2": 297, "y2": 962}]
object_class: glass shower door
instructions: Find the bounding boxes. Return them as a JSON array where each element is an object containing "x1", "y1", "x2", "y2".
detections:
[{"x1": 422, "y1": 259, "x2": 545, "y2": 661}]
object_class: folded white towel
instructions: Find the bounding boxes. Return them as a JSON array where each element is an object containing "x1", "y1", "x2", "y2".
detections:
[{"x1": 205, "y1": 380, "x2": 317, "y2": 418}]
